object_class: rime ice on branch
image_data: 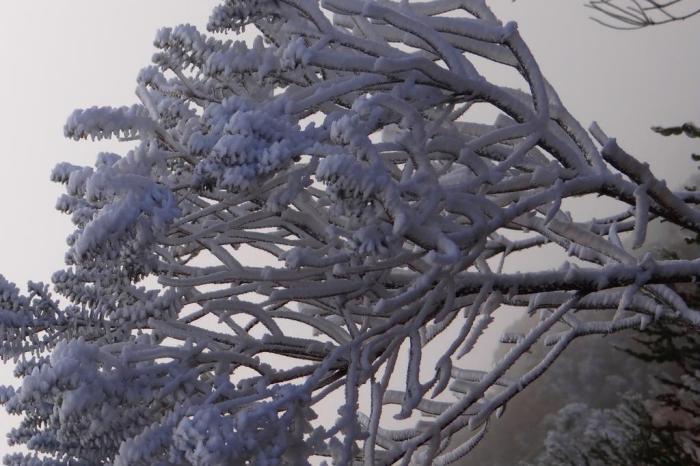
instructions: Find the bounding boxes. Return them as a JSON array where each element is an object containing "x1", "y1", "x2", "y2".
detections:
[{"x1": 1, "y1": 1, "x2": 700, "y2": 465}]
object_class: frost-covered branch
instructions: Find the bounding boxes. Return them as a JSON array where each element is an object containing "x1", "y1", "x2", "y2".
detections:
[{"x1": 1, "y1": 1, "x2": 700, "y2": 465}]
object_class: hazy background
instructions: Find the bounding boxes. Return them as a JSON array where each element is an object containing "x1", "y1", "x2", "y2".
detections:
[{"x1": 0, "y1": 0, "x2": 697, "y2": 459}]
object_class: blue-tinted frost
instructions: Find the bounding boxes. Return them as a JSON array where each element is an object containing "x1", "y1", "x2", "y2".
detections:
[{"x1": 0, "y1": 1, "x2": 699, "y2": 465}]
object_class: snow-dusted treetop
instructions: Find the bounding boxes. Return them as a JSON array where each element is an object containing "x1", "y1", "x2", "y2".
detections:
[{"x1": 1, "y1": 0, "x2": 700, "y2": 464}]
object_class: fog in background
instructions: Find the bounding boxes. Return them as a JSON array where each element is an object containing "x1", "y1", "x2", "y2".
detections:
[{"x1": 0, "y1": 0, "x2": 697, "y2": 459}]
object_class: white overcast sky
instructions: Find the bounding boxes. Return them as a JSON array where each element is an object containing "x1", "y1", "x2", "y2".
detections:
[{"x1": 0, "y1": 0, "x2": 697, "y2": 457}]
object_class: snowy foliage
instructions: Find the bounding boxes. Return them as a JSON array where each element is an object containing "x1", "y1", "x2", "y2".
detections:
[
  {"x1": 524, "y1": 396, "x2": 671, "y2": 465},
  {"x1": 526, "y1": 389, "x2": 699, "y2": 465},
  {"x1": 2, "y1": 0, "x2": 700, "y2": 464}
]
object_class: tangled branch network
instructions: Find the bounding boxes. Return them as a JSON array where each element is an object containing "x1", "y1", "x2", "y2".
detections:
[
  {"x1": 587, "y1": 0, "x2": 700, "y2": 29},
  {"x1": 2, "y1": 1, "x2": 700, "y2": 465}
]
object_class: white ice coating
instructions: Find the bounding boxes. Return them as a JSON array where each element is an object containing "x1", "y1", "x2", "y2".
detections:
[{"x1": 0, "y1": 1, "x2": 699, "y2": 465}]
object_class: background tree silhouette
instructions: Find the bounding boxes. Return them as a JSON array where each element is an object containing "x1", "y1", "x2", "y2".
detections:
[{"x1": 587, "y1": 0, "x2": 700, "y2": 29}]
